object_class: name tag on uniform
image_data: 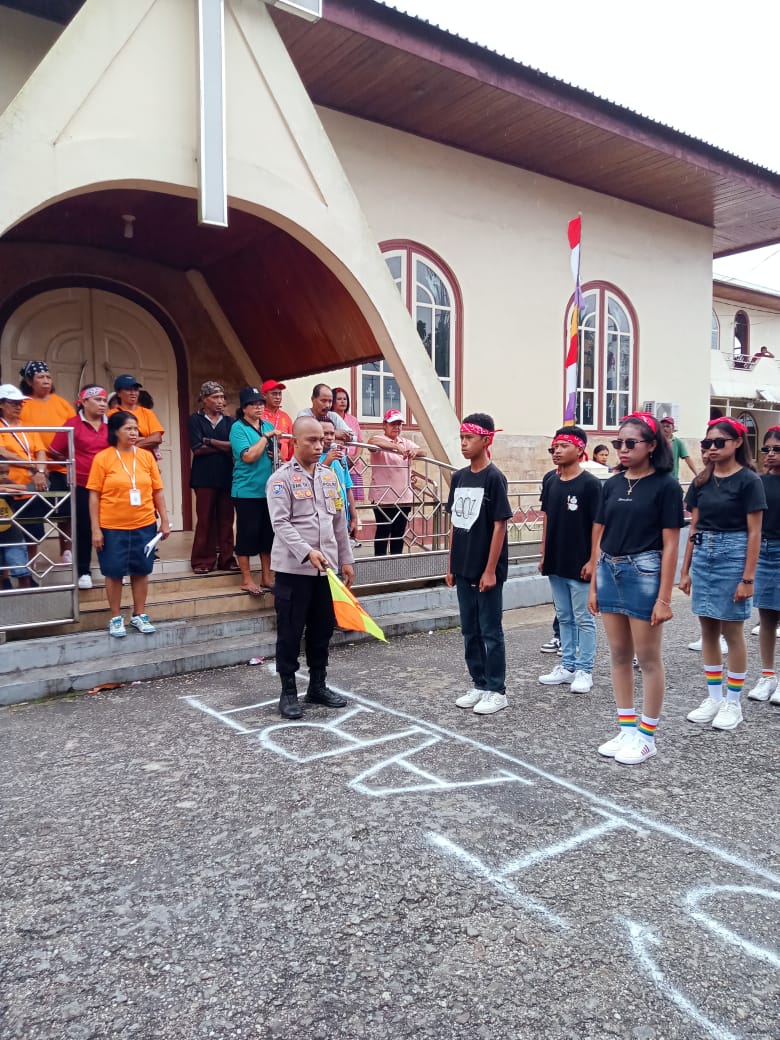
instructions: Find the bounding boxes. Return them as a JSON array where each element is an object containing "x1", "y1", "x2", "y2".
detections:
[{"x1": 129, "y1": 489, "x2": 142, "y2": 506}]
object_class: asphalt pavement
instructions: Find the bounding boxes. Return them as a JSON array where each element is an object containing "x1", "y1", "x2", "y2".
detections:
[{"x1": 2, "y1": 599, "x2": 778, "y2": 1040}]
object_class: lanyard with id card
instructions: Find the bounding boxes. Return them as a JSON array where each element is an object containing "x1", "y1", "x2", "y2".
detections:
[{"x1": 116, "y1": 448, "x2": 141, "y2": 506}]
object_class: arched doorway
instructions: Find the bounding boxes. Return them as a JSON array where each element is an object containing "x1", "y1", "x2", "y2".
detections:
[{"x1": 1, "y1": 287, "x2": 183, "y2": 528}]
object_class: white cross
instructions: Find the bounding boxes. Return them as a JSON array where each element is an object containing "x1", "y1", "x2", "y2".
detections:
[{"x1": 197, "y1": 0, "x2": 227, "y2": 227}]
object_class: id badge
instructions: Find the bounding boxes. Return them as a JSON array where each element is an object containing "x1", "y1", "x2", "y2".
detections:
[{"x1": 129, "y1": 489, "x2": 142, "y2": 506}]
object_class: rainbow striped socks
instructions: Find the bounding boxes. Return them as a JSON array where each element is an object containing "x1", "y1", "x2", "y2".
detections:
[
  {"x1": 638, "y1": 714, "x2": 659, "y2": 743},
  {"x1": 726, "y1": 670, "x2": 746, "y2": 703},
  {"x1": 704, "y1": 663, "x2": 724, "y2": 702},
  {"x1": 618, "y1": 708, "x2": 637, "y2": 731}
]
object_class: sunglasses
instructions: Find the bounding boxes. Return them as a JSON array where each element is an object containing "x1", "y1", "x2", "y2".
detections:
[
  {"x1": 700, "y1": 437, "x2": 735, "y2": 450},
  {"x1": 760, "y1": 445, "x2": 780, "y2": 454},
  {"x1": 611, "y1": 438, "x2": 647, "y2": 450}
]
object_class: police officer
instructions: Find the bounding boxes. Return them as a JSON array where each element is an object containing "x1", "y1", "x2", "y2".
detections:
[{"x1": 266, "y1": 416, "x2": 355, "y2": 719}]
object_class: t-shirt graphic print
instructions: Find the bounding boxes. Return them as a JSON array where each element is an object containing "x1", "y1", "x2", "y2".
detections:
[{"x1": 451, "y1": 485, "x2": 485, "y2": 531}]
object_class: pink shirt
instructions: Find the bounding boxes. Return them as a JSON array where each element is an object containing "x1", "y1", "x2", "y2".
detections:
[
  {"x1": 339, "y1": 412, "x2": 362, "y2": 456},
  {"x1": 370, "y1": 436, "x2": 418, "y2": 505}
]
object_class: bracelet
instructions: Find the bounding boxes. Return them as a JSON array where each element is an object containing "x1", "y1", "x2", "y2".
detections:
[
  {"x1": 656, "y1": 597, "x2": 672, "y2": 606},
  {"x1": 740, "y1": 578, "x2": 754, "y2": 584}
]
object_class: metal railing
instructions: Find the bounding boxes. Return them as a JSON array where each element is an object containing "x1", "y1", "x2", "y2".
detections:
[{"x1": 0, "y1": 426, "x2": 78, "y2": 634}]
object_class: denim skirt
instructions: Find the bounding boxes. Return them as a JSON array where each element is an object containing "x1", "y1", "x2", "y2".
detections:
[
  {"x1": 690, "y1": 530, "x2": 752, "y2": 621},
  {"x1": 97, "y1": 523, "x2": 157, "y2": 579},
  {"x1": 755, "y1": 538, "x2": 780, "y2": 611},
  {"x1": 596, "y1": 550, "x2": 661, "y2": 621}
]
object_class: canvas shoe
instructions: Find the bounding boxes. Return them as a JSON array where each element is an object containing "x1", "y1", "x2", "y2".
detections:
[
  {"x1": 687, "y1": 635, "x2": 728, "y2": 653},
  {"x1": 614, "y1": 731, "x2": 657, "y2": 766},
  {"x1": 108, "y1": 615, "x2": 126, "y2": 638},
  {"x1": 455, "y1": 688, "x2": 485, "y2": 709},
  {"x1": 570, "y1": 670, "x2": 593, "y2": 694},
  {"x1": 687, "y1": 697, "x2": 723, "y2": 723},
  {"x1": 540, "y1": 636, "x2": 561, "y2": 654},
  {"x1": 711, "y1": 701, "x2": 743, "y2": 731},
  {"x1": 747, "y1": 676, "x2": 778, "y2": 702},
  {"x1": 473, "y1": 691, "x2": 508, "y2": 715},
  {"x1": 538, "y1": 664, "x2": 575, "y2": 685},
  {"x1": 598, "y1": 729, "x2": 636, "y2": 758},
  {"x1": 130, "y1": 613, "x2": 156, "y2": 634},
  {"x1": 77, "y1": 574, "x2": 93, "y2": 590}
]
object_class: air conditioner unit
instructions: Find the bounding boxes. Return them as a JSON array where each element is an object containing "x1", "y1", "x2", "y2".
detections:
[
  {"x1": 262, "y1": 0, "x2": 321, "y2": 21},
  {"x1": 641, "y1": 400, "x2": 680, "y2": 424}
]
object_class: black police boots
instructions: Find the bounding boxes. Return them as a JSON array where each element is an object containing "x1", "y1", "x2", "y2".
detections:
[
  {"x1": 305, "y1": 669, "x2": 347, "y2": 708},
  {"x1": 278, "y1": 675, "x2": 303, "y2": 719}
]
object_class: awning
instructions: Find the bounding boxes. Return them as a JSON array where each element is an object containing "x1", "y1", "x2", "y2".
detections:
[
  {"x1": 710, "y1": 380, "x2": 754, "y2": 399},
  {"x1": 755, "y1": 386, "x2": 780, "y2": 404}
]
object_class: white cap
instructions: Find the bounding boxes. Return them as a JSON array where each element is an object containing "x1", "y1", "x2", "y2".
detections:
[{"x1": 0, "y1": 384, "x2": 27, "y2": 401}]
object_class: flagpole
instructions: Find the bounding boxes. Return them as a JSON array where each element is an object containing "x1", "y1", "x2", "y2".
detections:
[{"x1": 564, "y1": 213, "x2": 582, "y2": 426}]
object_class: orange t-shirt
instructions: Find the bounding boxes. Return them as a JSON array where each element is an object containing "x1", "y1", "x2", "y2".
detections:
[
  {"x1": 86, "y1": 446, "x2": 163, "y2": 529},
  {"x1": 261, "y1": 407, "x2": 293, "y2": 461},
  {"x1": 107, "y1": 404, "x2": 165, "y2": 440},
  {"x1": 0, "y1": 423, "x2": 46, "y2": 489},
  {"x1": 20, "y1": 394, "x2": 76, "y2": 474}
]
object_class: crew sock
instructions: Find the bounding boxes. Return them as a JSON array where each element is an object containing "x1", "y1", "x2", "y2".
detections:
[
  {"x1": 726, "y1": 670, "x2": 746, "y2": 704},
  {"x1": 704, "y1": 663, "x2": 724, "y2": 702},
  {"x1": 637, "y1": 714, "x2": 659, "y2": 744},
  {"x1": 618, "y1": 708, "x2": 637, "y2": 731}
]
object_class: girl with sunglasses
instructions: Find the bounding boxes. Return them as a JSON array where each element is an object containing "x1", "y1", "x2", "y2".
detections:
[
  {"x1": 679, "y1": 418, "x2": 766, "y2": 731},
  {"x1": 746, "y1": 426, "x2": 780, "y2": 705},
  {"x1": 588, "y1": 412, "x2": 683, "y2": 765}
]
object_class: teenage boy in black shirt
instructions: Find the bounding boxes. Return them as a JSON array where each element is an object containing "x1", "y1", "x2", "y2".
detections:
[
  {"x1": 538, "y1": 426, "x2": 602, "y2": 693},
  {"x1": 446, "y1": 413, "x2": 513, "y2": 715}
]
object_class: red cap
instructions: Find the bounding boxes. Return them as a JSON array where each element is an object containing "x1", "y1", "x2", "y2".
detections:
[
  {"x1": 383, "y1": 409, "x2": 403, "y2": 423},
  {"x1": 261, "y1": 379, "x2": 286, "y2": 393},
  {"x1": 660, "y1": 415, "x2": 675, "y2": 429}
]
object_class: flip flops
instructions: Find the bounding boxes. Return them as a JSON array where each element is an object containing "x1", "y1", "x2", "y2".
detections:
[{"x1": 241, "y1": 584, "x2": 262, "y2": 597}]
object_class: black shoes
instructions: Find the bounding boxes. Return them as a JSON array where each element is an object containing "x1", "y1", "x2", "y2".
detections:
[
  {"x1": 279, "y1": 676, "x2": 303, "y2": 719},
  {"x1": 304, "y1": 671, "x2": 347, "y2": 708}
]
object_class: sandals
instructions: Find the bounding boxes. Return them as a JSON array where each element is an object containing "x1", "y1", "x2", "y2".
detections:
[{"x1": 241, "y1": 584, "x2": 262, "y2": 597}]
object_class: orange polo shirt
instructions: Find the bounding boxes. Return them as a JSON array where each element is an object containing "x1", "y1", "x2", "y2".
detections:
[
  {"x1": 261, "y1": 406, "x2": 293, "y2": 461},
  {"x1": 86, "y1": 446, "x2": 163, "y2": 529},
  {"x1": 107, "y1": 404, "x2": 165, "y2": 440},
  {"x1": 20, "y1": 394, "x2": 76, "y2": 474},
  {"x1": 0, "y1": 424, "x2": 46, "y2": 488}
]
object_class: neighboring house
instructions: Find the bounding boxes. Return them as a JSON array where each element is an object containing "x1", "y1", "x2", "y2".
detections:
[
  {"x1": 2, "y1": 0, "x2": 780, "y2": 520},
  {"x1": 710, "y1": 278, "x2": 780, "y2": 454}
]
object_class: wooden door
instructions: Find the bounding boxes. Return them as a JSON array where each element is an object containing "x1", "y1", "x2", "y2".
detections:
[{"x1": 1, "y1": 287, "x2": 183, "y2": 528}]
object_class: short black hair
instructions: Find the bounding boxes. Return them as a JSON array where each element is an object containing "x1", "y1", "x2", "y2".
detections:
[
  {"x1": 107, "y1": 410, "x2": 136, "y2": 447},
  {"x1": 553, "y1": 424, "x2": 588, "y2": 444},
  {"x1": 312, "y1": 383, "x2": 331, "y2": 399},
  {"x1": 462, "y1": 412, "x2": 495, "y2": 431},
  {"x1": 594, "y1": 443, "x2": 608, "y2": 454}
]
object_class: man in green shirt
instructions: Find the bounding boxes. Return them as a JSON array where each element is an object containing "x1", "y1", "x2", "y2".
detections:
[{"x1": 660, "y1": 416, "x2": 697, "y2": 480}]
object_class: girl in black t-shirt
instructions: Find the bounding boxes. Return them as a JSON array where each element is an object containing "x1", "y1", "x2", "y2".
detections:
[
  {"x1": 679, "y1": 417, "x2": 766, "y2": 733},
  {"x1": 588, "y1": 412, "x2": 683, "y2": 766},
  {"x1": 746, "y1": 425, "x2": 780, "y2": 705}
]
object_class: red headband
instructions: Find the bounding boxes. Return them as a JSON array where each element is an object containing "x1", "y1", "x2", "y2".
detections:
[
  {"x1": 552, "y1": 434, "x2": 585, "y2": 449},
  {"x1": 767, "y1": 426, "x2": 780, "y2": 435},
  {"x1": 620, "y1": 411, "x2": 658, "y2": 434},
  {"x1": 79, "y1": 386, "x2": 107, "y2": 401},
  {"x1": 708, "y1": 416, "x2": 748, "y2": 437},
  {"x1": 460, "y1": 422, "x2": 501, "y2": 457}
]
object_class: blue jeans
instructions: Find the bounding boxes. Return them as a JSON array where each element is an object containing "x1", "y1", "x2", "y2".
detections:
[
  {"x1": 548, "y1": 574, "x2": 596, "y2": 673},
  {"x1": 455, "y1": 577, "x2": 506, "y2": 693}
]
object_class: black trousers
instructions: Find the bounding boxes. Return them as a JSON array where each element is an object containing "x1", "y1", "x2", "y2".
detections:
[
  {"x1": 274, "y1": 571, "x2": 335, "y2": 678},
  {"x1": 373, "y1": 504, "x2": 411, "y2": 556},
  {"x1": 75, "y1": 485, "x2": 94, "y2": 577}
]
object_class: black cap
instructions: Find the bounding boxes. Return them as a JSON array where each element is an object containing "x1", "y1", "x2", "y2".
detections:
[
  {"x1": 114, "y1": 374, "x2": 142, "y2": 391},
  {"x1": 239, "y1": 386, "x2": 264, "y2": 407}
]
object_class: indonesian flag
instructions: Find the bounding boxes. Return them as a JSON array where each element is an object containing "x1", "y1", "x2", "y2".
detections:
[
  {"x1": 565, "y1": 215, "x2": 582, "y2": 425},
  {"x1": 326, "y1": 568, "x2": 387, "y2": 642}
]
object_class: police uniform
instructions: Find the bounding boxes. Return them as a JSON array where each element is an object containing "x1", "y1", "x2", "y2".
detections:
[{"x1": 266, "y1": 458, "x2": 354, "y2": 717}]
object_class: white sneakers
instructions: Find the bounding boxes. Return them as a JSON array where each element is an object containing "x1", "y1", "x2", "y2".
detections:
[
  {"x1": 455, "y1": 689, "x2": 508, "y2": 714},
  {"x1": 747, "y1": 676, "x2": 778, "y2": 701},
  {"x1": 686, "y1": 697, "x2": 722, "y2": 723},
  {"x1": 751, "y1": 623, "x2": 780, "y2": 636},
  {"x1": 130, "y1": 613, "x2": 156, "y2": 634},
  {"x1": 538, "y1": 664, "x2": 575, "y2": 685},
  {"x1": 570, "y1": 670, "x2": 593, "y2": 694},
  {"x1": 598, "y1": 729, "x2": 656, "y2": 765},
  {"x1": 109, "y1": 615, "x2": 126, "y2": 638},
  {"x1": 687, "y1": 635, "x2": 728, "y2": 653},
  {"x1": 77, "y1": 574, "x2": 93, "y2": 590},
  {"x1": 687, "y1": 697, "x2": 744, "y2": 730},
  {"x1": 539, "y1": 664, "x2": 592, "y2": 693},
  {"x1": 711, "y1": 701, "x2": 743, "y2": 731}
]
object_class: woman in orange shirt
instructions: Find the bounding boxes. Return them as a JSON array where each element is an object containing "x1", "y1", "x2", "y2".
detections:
[
  {"x1": 19, "y1": 361, "x2": 76, "y2": 562},
  {"x1": 107, "y1": 374, "x2": 164, "y2": 457},
  {"x1": 0, "y1": 384, "x2": 48, "y2": 550},
  {"x1": 87, "y1": 411, "x2": 171, "y2": 638}
]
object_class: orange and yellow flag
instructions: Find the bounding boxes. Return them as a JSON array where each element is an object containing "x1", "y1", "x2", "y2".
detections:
[{"x1": 326, "y1": 568, "x2": 387, "y2": 642}]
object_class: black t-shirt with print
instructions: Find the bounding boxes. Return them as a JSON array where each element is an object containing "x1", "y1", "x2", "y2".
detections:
[
  {"x1": 540, "y1": 469, "x2": 602, "y2": 581},
  {"x1": 686, "y1": 468, "x2": 766, "y2": 531},
  {"x1": 596, "y1": 471, "x2": 684, "y2": 556},
  {"x1": 0, "y1": 494, "x2": 23, "y2": 544},
  {"x1": 759, "y1": 473, "x2": 780, "y2": 539},
  {"x1": 446, "y1": 463, "x2": 513, "y2": 583}
]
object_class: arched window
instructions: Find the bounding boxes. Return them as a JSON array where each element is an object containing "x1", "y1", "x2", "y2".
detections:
[
  {"x1": 734, "y1": 310, "x2": 749, "y2": 360},
  {"x1": 565, "y1": 283, "x2": 637, "y2": 431},
  {"x1": 357, "y1": 242, "x2": 462, "y2": 423},
  {"x1": 711, "y1": 311, "x2": 720, "y2": 351},
  {"x1": 737, "y1": 411, "x2": 757, "y2": 458}
]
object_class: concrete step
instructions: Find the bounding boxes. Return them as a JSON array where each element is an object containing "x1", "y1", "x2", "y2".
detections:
[{"x1": 0, "y1": 565, "x2": 550, "y2": 706}]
